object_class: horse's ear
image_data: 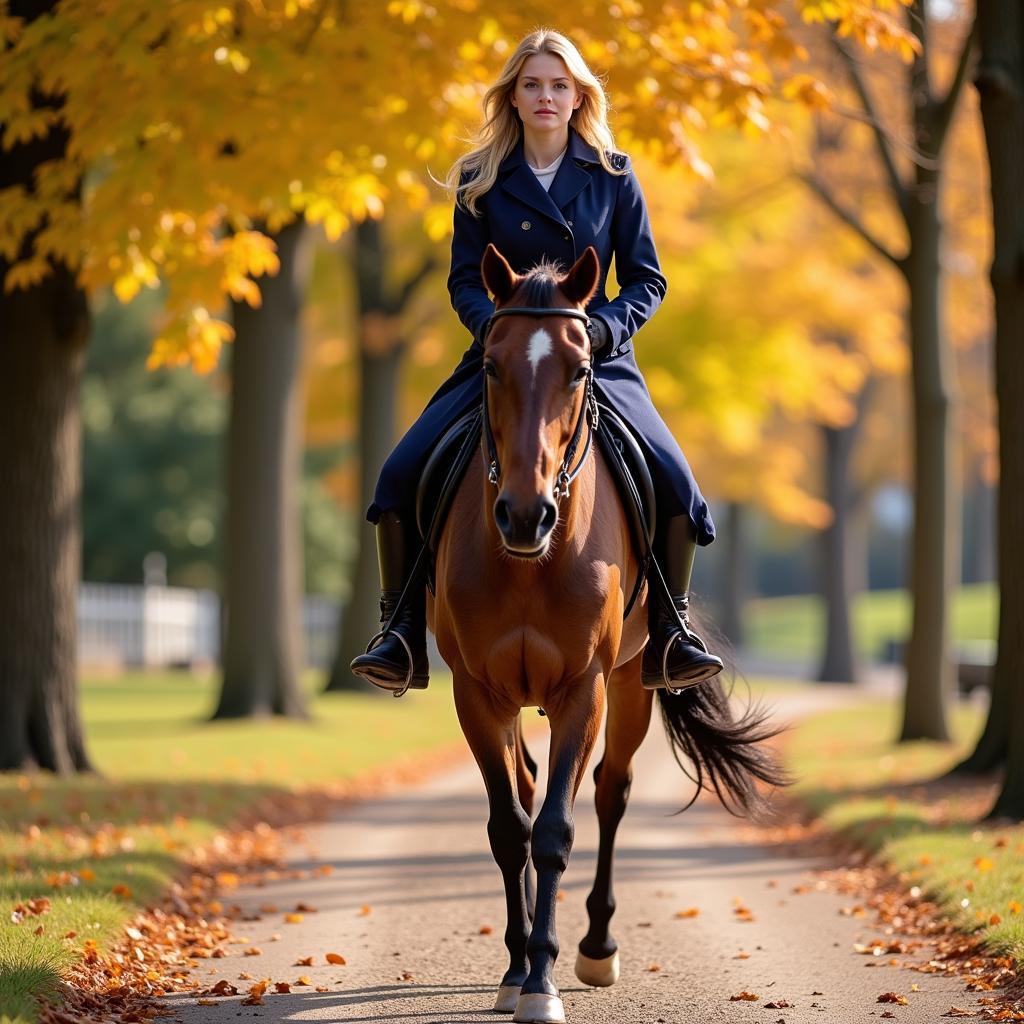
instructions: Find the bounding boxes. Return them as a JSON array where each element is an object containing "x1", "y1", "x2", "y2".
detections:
[
  {"x1": 481, "y1": 244, "x2": 519, "y2": 303},
  {"x1": 560, "y1": 246, "x2": 600, "y2": 306}
]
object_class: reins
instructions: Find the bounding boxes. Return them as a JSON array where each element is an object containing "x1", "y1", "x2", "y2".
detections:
[{"x1": 481, "y1": 306, "x2": 599, "y2": 502}]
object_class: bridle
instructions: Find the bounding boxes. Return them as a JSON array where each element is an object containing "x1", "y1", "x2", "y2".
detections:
[{"x1": 481, "y1": 306, "x2": 600, "y2": 502}]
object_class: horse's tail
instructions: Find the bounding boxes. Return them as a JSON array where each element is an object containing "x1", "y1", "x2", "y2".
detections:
[{"x1": 657, "y1": 674, "x2": 790, "y2": 820}]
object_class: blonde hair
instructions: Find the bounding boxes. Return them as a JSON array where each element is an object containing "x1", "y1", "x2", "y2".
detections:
[{"x1": 445, "y1": 29, "x2": 625, "y2": 216}]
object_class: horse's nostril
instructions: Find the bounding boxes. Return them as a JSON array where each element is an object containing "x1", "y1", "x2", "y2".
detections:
[
  {"x1": 539, "y1": 500, "x2": 558, "y2": 537},
  {"x1": 494, "y1": 497, "x2": 513, "y2": 536}
]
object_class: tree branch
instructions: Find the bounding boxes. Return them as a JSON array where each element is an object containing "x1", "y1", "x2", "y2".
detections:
[
  {"x1": 800, "y1": 172, "x2": 905, "y2": 272},
  {"x1": 932, "y1": 15, "x2": 979, "y2": 151},
  {"x1": 388, "y1": 253, "x2": 438, "y2": 314},
  {"x1": 832, "y1": 35, "x2": 911, "y2": 223}
]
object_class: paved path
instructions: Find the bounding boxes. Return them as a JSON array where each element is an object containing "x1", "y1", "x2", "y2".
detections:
[{"x1": 170, "y1": 687, "x2": 969, "y2": 1023}]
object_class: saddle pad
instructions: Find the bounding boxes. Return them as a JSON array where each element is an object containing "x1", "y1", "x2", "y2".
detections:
[
  {"x1": 594, "y1": 402, "x2": 657, "y2": 553},
  {"x1": 415, "y1": 408, "x2": 481, "y2": 557}
]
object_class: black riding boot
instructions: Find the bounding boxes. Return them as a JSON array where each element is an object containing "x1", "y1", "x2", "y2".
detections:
[
  {"x1": 349, "y1": 510, "x2": 429, "y2": 693},
  {"x1": 641, "y1": 514, "x2": 724, "y2": 690}
]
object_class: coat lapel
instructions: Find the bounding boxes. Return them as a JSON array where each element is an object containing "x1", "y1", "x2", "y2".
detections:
[
  {"x1": 498, "y1": 126, "x2": 598, "y2": 226},
  {"x1": 501, "y1": 162, "x2": 566, "y2": 225}
]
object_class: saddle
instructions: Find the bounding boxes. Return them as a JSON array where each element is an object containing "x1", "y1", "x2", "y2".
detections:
[{"x1": 415, "y1": 403, "x2": 656, "y2": 599}]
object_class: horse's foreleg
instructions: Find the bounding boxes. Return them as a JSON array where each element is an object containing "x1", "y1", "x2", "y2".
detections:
[
  {"x1": 516, "y1": 676, "x2": 605, "y2": 1024},
  {"x1": 515, "y1": 717, "x2": 538, "y2": 923},
  {"x1": 577, "y1": 653, "x2": 653, "y2": 988},
  {"x1": 454, "y1": 675, "x2": 532, "y2": 1013}
]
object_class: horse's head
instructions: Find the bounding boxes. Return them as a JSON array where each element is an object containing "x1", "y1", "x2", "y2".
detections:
[{"x1": 479, "y1": 243, "x2": 601, "y2": 559}]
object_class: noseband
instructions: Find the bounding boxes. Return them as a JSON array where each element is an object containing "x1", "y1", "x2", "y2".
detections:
[{"x1": 481, "y1": 306, "x2": 599, "y2": 502}]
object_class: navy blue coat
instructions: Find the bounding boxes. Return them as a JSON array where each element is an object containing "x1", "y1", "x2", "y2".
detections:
[{"x1": 368, "y1": 126, "x2": 715, "y2": 547}]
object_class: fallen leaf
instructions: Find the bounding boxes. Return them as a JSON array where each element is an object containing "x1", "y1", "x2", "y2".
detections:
[
  {"x1": 259, "y1": 904, "x2": 279, "y2": 913},
  {"x1": 942, "y1": 1009, "x2": 974, "y2": 1018},
  {"x1": 294, "y1": 975, "x2": 312, "y2": 986},
  {"x1": 240, "y1": 980, "x2": 268, "y2": 1006},
  {"x1": 730, "y1": 991, "x2": 759, "y2": 1001},
  {"x1": 765, "y1": 1000, "x2": 792, "y2": 1009},
  {"x1": 882, "y1": 1013, "x2": 896, "y2": 1019},
  {"x1": 315, "y1": 985, "x2": 330, "y2": 992},
  {"x1": 358, "y1": 905, "x2": 373, "y2": 917},
  {"x1": 238, "y1": 972, "x2": 254, "y2": 980},
  {"x1": 203, "y1": 980, "x2": 238, "y2": 997},
  {"x1": 733, "y1": 951, "x2": 751, "y2": 960},
  {"x1": 196, "y1": 999, "x2": 218, "y2": 1006},
  {"x1": 878, "y1": 993, "x2": 909, "y2": 1005},
  {"x1": 675, "y1": 907, "x2": 700, "y2": 919},
  {"x1": 647, "y1": 964, "x2": 661, "y2": 972},
  {"x1": 243, "y1": 947, "x2": 263, "y2": 956},
  {"x1": 274, "y1": 982, "x2": 291, "y2": 993},
  {"x1": 284, "y1": 913, "x2": 304, "y2": 924},
  {"x1": 111, "y1": 884, "x2": 133, "y2": 899},
  {"x1": 295, "y1": 902, "x2": 317, "y2": 913},
  {"x1": 325, "y1": 953, "x2": 346, "y2": 965},
  {"x1": 479, "y1": 925, "x2": 493, "y2": 935},
  {"x1": 294, "y1": 956, "x2": 314, "y2": 966}
]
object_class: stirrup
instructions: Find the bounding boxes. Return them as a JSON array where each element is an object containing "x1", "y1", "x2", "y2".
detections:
[
  {"x1": 643, "y1": 626, "x2": 722, "y2": 694},
  {"x1": 353, "y1": 628, "x2": 420, "y2": 697}
]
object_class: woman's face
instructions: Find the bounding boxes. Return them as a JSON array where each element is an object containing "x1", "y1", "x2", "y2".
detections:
[{"x1": 511, "y1": 52, "x2": 582, "y2": 134}]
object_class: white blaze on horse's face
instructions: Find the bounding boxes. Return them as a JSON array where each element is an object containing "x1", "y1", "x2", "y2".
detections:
[{"x1": 526, "y1": 328, "x2": 553, "y2": 382}]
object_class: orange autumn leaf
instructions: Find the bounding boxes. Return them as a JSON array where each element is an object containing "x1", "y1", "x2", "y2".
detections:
[
  {"x1": 111, "y1": 884, "x2": 133, "y2": 898},
  {"x1": 284, "y1": 913, "x2": 304, "y2": 924},
  {"x1": 1008, "y1": 901, "x2": 1022, "y2": 915},
  {"x1": 274, "y1": 982, "x2": 291, "y2": 993},
  {"x1": 196, "y1": 999, "x2": 218, "y2": 1006},
  {"x1": 241, "y1": 980, "x2": 268, "y2": 1006},
  {"x1": 259, "y1": 904, "x2": 279, "y2": 913},
  {"x1": 479, "y1": 925, "x2": 493, "y2": 935},
  {"x1": 79, "y1": 868, "x2": 95, "y2": 882},
  {"x1": 295, "y1": 956, "x2": 314, "y2": 966},
  {"x1": 243, "y1": 947, "x2": 263, "y2": 956},
  {"x1": 357, "y1": 905, "x2": 373, "y2": 916},
  {"x1": 647, "y1": 964, "x2": 662, "y2": 972},
  {"x1": 325, "y1": 953, "x2": 346, "y2": 965},
  {"x1": 675, "y1": 907, "x2": 700, "y2": 918},
  {"x1": 315, "y1": 985, "x2": 330, "y2": 992},
  {"x1": 989, "y1": 913, "x2": 1002, "y2": 926},
  {"x1": 294, "y1": 975, "x2": 312, "y2": 986},
  {"x1": 730, "y1": 991, "x2": 759, "y2": 1001},
  {"x1": 294, "y1": 902, "x2": 317, "y2": 913}
]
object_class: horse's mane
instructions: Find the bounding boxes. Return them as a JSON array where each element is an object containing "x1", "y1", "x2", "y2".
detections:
[{"x1": 514, "y1": 260, "x2": 566, "y2": 308}]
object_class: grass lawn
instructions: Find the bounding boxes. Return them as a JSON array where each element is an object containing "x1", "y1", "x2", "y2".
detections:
[
  {"x1": 745, "y1": 582, "x2": 997, "y2": 663},
  {"x1": 0, "y1": 670, "x2": 466, "y2": 1023},
  {"x1": 787, "y1": 699, "x2": 1024, "y2": 966}
]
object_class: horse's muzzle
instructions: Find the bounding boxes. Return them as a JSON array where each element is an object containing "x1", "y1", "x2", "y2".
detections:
[{"x1": 494, "y1": 493, "x2": 558, "y2": 556}]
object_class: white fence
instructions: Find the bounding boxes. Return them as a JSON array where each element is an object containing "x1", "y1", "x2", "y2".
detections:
[{"x1": 78, "y1": 583, "x2": 340, "y2": 669}]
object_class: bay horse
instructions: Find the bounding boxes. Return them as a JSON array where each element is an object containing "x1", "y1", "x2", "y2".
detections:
[{"x1": 429, "y1": 243, "x2": 784, "y2": 1024}]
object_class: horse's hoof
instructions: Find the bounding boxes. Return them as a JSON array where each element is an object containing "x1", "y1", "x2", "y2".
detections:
[
  {"x1": 575, "y1": 949, "x2": 620, "y2": 987},
  {"x1": 494, "y1": 985, "x2": 521, "y2": 1013},
  {"x1": 512, "y1": 992, "x2": 565, "y2": 1024}
]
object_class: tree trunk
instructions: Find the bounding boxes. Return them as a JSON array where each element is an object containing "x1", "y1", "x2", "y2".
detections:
[
  {"x1": 718, "y1": 501, "x2": 750, "y2": 649},
  {"x1": 0, "y1": 1, "x2": 93, "y2": 774},
  {"x1": 977, "y1": 0, "x2": 1024, "y2": 816},
  {"x1": 899, "y1": 9, "x2": 961, "y2": 742},
  {"x1": 327, "y1": 217, "x2": 435, "y2": 692},
  {"x1": 817, "y1": 412, "x2": 863, "y2": 683},
  {"x1": 214, "y1": 220, "x2": 311, "y2": 719}
]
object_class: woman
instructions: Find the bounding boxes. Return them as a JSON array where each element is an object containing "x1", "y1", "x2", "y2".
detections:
[{"x1": 351, "y1": 28, "x2": 722, "y2": 693}]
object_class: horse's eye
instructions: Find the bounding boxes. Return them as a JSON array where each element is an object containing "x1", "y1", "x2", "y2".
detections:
[
  {"x1": 571, "y1": 366, "x2": 590, "y2": 386},
  {"x1": 484, "y1": 362, "x2": 498, "y2": 379}
]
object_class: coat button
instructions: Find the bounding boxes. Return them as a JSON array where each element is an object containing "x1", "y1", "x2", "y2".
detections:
[
  {"x1": 567, "y1": 219, "x2": 573, "y2": 227},
  {"x1": 521, "y1": 220, "x2": 531, "y2": 230}
]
